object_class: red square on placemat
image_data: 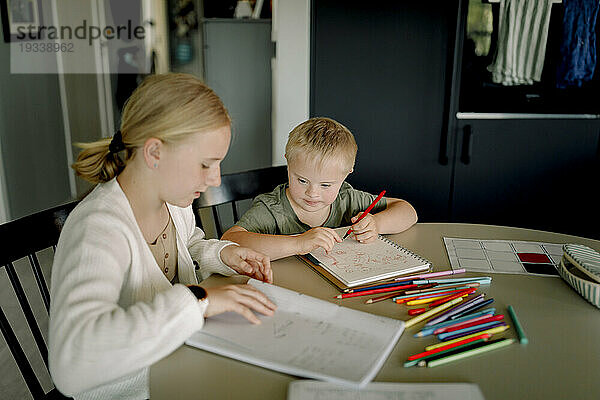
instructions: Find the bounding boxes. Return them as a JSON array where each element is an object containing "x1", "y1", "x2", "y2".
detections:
[{"x1": 518, "y1": 253, "x2": 551, "y2": 263}]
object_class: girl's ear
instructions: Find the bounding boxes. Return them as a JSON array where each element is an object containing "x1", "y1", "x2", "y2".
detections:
[{"x1": 142, "y1": 137, "x2": 163, "y2": 169}]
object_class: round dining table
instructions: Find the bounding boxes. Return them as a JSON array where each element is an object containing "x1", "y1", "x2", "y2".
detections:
[{"x1": 150, "y1": 223, "x2": 600, "y2": 400}]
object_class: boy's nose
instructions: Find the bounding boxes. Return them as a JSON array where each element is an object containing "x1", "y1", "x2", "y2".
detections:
[{"x1": 305, "y1": 185, "x2": 319, "y2": 197}]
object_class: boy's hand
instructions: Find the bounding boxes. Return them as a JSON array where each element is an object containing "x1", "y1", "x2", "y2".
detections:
[
  {"x1": 350, "y1": 213, "x2": 379, "y2": 243},
  {"x1": 205, "y1": 284, "x2": 277, "y2": 324},
  {"x1": 220, "y1": 245, "x2": 273, "y2": 283},
  {"x1": 297, "y1": 227, "x2": 342, "y2": 254}
]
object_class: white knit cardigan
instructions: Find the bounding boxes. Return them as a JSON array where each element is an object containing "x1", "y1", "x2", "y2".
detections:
[{"x1": 49, "y1": 178, "x2": 236, "y2": 399}]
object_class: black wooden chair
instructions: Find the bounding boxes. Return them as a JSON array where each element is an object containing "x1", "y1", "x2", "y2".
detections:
[
  {"x1": 0, "y1": 201, "x2": 78, "y2": 400},
  {"x1": 193, "y1": 165, "x2": 288, "y2": 238}
]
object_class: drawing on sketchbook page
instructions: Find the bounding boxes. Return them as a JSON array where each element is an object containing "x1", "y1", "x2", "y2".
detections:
[
  {"x1": 305, "y1": 228, "x2": 431, "y2": 288},
  {"x1": 320, "y1": 246, "x2": 410, "y2": 274}
]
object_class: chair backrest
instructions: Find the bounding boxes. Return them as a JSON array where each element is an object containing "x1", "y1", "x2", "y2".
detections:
[
  {"x1": 0, "y1": 201, "x2": 77, "y2": 400},
  {"x1": 193, "y1": 165, "x2": 288, "y2": 238}
]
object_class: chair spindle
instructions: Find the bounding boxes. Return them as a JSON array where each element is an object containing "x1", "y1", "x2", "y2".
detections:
[{"x1": 5, "y1": 262, "x2": 49, "y2": 367}]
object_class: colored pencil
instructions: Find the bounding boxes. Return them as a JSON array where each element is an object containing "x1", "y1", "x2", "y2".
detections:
[
  {"x1": 334, "y1": 284, "x2": 417, "y2": 299},
  {"x1": 425, "y1": 325, "x2": 509, "y2": 351},
  {"x1": 408, "y1": 308, "x2": 426, "y2": 316},
  {"x1": 405, "y1": 294, "x2": 451, "y2": 306},
  {"x1": 438, "y1": 321, "x2": 508, "y2": 341},
  {"x1": 406, "y1": 295, "x2": 457, "y2": 306},
  {"x1": 404, "y1": 282, "x2": 478, "y2": 295},
  {"x1": 344, "y1": 277, "x2": 414, "y2": 292},
  {"x1": 507, "y1": 305, "x2": 529, "y2": 344},
  {"x1": 434, "y1": 314, "x2": 504, "y2": 334},
  {"x1": 407, "y1": 333, "x2": 492, "y2": 361},
  {"x1": 364, "y1": 291, "x2": 407, "y2": 304},
  {"x1": 414, "y1": 308, "x2": 496, "y2": 337},
  {"x1": 404, "y1": 288, "x2": 475, "y2": 305},
  {"x1": 394, "y1": 268, "x2": 467, "y2": 281},
  {"x1": 435, "y1": 281, "x2": 484, "y2": 290},
  {"x1": 424, "y1": 338, "x2": 515, "y2": 368},
  {"x1": 424, "y1": 294, "x2": 486, "y2": 326},
  {"x1": 404, "y1": 297, "x2": 464, "y2": 328},
  {"x1": 415, "y1": 338, "x2": 494, "y2": 367},
  {"x1": 449, "y1": 298, "x2": 495, "y2": 320},
  {"x1": 413, "y1": 277, "x2": 492, "y2": 285},
  {"x1": 346, "y1": 281, "x2": 423, "y2": 293},
  {"x1": 353, "y1": 278, "x2": 439, "y2": 291},
  {"x1": 404, "y1": 338, "x2": 490, "y2": 367},
  {"x1": 342, "y1": 190, "x2": 385, "y2": 240},
  {"x1": 407, "y1": 290, "x2": 473, "y2": 306},
  {"x1": 393, "y1": 286, "x2": 474, "y2": 302},
  {"x1": 344, "y1": 278, "x2": 409, "y2": 292},
  {"x1": 427, "y1": 288, "x2": 478, "y2": 307}
]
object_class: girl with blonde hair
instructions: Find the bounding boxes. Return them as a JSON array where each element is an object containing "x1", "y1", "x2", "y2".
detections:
[{"x1": 49, "y1": 73, "x2": 276, "y2": 400}]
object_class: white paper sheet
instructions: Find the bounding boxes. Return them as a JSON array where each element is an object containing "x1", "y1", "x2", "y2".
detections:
[
  {"x1": 185, "y1": 279, "x2": 405, "y2": 388},
  {"x1": 287, "y1": 381, "x2": 485, "y2": 400}
]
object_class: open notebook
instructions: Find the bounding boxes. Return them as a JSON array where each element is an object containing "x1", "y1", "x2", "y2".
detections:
[
  {"x1": 300, "y1": 227, "x2": 431, "y2": 290},
  {"x1": 186, "y1": 279, "x2": 404, "y2": 388}
]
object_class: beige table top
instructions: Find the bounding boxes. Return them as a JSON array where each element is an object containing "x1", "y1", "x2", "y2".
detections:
[{"x1": 150, "y1": 223, "x2": 600, "y2": 400}]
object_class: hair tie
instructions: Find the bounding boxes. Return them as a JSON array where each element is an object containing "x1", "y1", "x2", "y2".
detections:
[{"x1": 109, "y1": 130, "x2": 126, "y2": 154}]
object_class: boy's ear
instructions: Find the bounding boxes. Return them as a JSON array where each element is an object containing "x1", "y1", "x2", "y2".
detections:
[{"x1": 142, "y1": 137, "x2": 163, "y2": 169}]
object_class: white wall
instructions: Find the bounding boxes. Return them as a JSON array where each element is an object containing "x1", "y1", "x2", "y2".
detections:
[{"x1": 271, "y1": 0, "x2": 311, "y2": 166}]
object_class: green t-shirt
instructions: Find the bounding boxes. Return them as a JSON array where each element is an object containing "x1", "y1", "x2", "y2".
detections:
[{"x1": 236, "y1": 182, "x2": 387, "y2": 235}]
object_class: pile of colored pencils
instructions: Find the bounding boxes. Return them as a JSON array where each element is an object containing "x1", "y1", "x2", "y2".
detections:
[
  {"x1": 335, "y1": 268, "x2": 527, "y2": 367},
  {"x1": 335, "y1": 269, "x2": 491, "y2": 310}
]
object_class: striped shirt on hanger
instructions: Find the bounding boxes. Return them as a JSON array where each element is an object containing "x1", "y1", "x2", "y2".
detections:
[{"x1": 488, "y1": 0, "x2": 556, "y2": 85}]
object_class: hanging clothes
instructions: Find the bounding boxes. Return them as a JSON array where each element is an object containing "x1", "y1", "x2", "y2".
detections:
[
  {"x1": 556, "y1": 0, "x2": 600, "y2": 88},
  {"x1": 488, "y1": 0, "x2": 555, "y2": 85}
]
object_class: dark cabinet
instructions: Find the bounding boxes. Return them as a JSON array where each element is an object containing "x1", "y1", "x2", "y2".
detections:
[
  {"x1": 311, "y1": 0, "x2": 456, "y2": 222},
  {"x1": 452, "y1": 119, "x2": 599, "y2": 238},
  {"x1": 311, "y1": 1, "x2": 600, "y2": 239}
]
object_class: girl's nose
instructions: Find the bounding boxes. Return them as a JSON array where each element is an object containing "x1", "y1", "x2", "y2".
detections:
[{"x1": 206, "y1": 166, "x2": 221, "y2": 187}]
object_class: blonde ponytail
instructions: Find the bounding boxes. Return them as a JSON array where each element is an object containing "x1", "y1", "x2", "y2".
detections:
[
  {"x1": 72, "y1": 73, "x2": 230, "y2": 184},
  {"x1": 71, "y1": 138, "x2": 127, "y2": 183}
]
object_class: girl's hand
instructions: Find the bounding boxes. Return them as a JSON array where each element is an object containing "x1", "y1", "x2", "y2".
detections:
[
  {"x1": 205, "y1": 284, "x2": 277, "y2": 324},
  {"x1": 350, "y1": 213, "x2": 379, "y2": 243},
  {"x1": 220, "y1": 245, "x2": 273, "y2": 283},
  {"x1": 297, "y1": 227, "x2": 342, "y2": 254}
]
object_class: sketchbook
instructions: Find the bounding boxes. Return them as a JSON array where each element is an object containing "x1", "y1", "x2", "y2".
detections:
[
  {"x1": 300, "y1": 227, "x2": 431, "y2": 290},
  {"x1": 185, "y1": 279, "x2": 405, "y2": 388}
]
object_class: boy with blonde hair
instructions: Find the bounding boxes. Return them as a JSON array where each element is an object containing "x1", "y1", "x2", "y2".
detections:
[{"x1": 222, "y1": 117, "x2": 418, "y2": 260}]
